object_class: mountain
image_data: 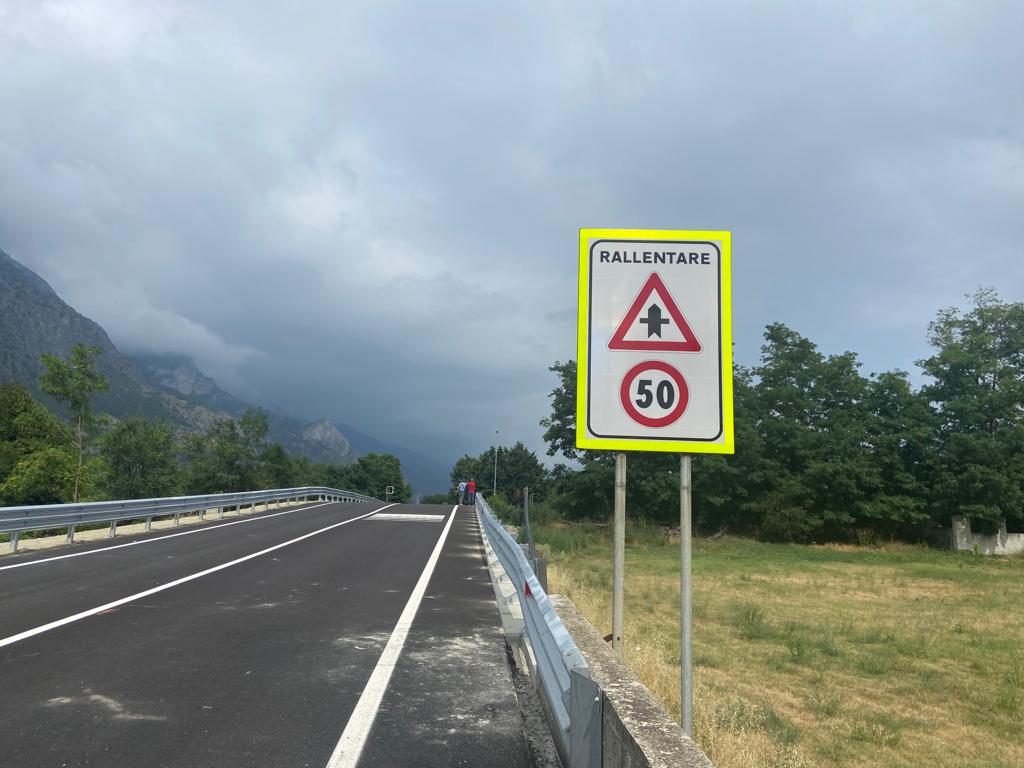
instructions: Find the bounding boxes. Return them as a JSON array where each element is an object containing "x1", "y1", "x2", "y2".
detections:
[
  {"x1": 0, "y1": 248, "x2": 180, "y2": 423},
  {"x1": 336, "y1": 422, "x2": 450, "y2": 496},
  {"x1": 129, "y1": 352, "x2": 356, "y2": 465},
  {"x1": 0, "y1": 248, "x2": 358, "y2": 464},
  {"x1": 131, "y1": 354, "x2": 449, "y2": 491},
  {"x1": 0, "y1": 248, "x2": 452, "y2": 490}
]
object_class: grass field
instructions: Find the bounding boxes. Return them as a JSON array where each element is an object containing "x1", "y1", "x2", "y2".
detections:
[{"x1": 539, "y1": 525, "x2": 1023, "y2": 768}]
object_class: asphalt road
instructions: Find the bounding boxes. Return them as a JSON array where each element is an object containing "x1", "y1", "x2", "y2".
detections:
[{"x1": 0, "y1": 501, "x2": 533, "y2": 767}]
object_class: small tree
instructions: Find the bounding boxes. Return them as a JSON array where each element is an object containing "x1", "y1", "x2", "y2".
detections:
[
  {"x1": 39, "y1": 345, "x2": 109, "y2": 502},
  {"x1": 343, "y1": 453, "x2": 413, "y2": 501},
  {"x1": 183, "y1": 409, "x2": 270, "y2": 493},
  {"x1": 0, "y1": 381, "x2": 72, "y2": 485},
  {"x1": 101, "y1": 417, "x2": 180, "y2": 499}
]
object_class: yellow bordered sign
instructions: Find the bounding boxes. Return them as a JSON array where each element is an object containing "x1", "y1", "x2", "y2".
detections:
[{"x1": 576, "y1": 228, "x2": 734, "y2": 454}]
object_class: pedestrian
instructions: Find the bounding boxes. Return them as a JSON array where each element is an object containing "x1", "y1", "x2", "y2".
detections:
[
  {"x1": 457, "y1": 480, "x2": 467, "y2": 505},
  {"x1": 467, "y1": 479, "x2": 477, "y2": 505}
]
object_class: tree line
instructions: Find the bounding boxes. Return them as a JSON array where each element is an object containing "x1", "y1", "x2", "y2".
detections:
[
  {"x1": 0, "y1": 346, "x2": 412, "y2": 507},
  {"x1": 452, "y1": 289, "x2": 1024, "y2": 544}
]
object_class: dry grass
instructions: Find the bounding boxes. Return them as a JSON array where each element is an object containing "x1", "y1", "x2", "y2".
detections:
[{"x1": 545, "y1": 534, "x2": 1024, "y2": 768}]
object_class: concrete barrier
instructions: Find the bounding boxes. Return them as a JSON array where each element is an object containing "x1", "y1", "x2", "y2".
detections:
[
  {"x1": 951, "y1": 516, "x2": 1024, "y2": 555},
  {"x1": 552, "y1": 595, "x2": 714, "y2": 768}
]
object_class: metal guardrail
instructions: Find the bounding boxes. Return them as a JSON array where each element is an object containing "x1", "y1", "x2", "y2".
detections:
[
  {"x1": 0, "y1": 486, "x2": 378, "y2": 552},
  {"x1": 476, "y1": 495, "x2": 599, "y2": 768}
]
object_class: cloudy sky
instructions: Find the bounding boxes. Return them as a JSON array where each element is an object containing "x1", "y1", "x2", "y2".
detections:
[{"x1": 1, "y1": 1, "x2": 1022, "y2": 464}]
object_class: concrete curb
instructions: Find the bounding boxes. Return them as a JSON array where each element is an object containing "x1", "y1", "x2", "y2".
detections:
[{"x1": 551, "y1": 595, "x2": 714, "y2": 768}]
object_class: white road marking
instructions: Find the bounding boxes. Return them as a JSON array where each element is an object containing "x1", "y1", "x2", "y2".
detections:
[
  {"x1": 0, "y1": 504, "x2": 396, "y2": 649},
  {"x1": 0, "y1": 499, "x2": 354, "y2": 572},
  {"x1": 368, "y1": 513, "x2": 445, "y2": 522},
  {"x1": 325, "y1": 506, "x2": 459, "y2": 768}
]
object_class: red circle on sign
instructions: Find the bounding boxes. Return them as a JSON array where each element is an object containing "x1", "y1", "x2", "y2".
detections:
[{"x1": 619, "y1": 361, "x2": 690, "y2": 428}]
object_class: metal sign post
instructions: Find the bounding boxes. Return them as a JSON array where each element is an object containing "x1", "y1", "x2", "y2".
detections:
[
  {"x1": 613, "y1": 452, "x2": 626, "y2": 658},
  {"x1": 523, "y1": 486, "x2": 536, "y2": 561},
  {"x1": 385, "y1": 485, "x2": 395, "y2": 503},
  {"x1": 680, "y1": 454, "x2": 694, "y2": 736},
  {"x1": 575, "y1": 228, "x2": 733, "y2": 736}
]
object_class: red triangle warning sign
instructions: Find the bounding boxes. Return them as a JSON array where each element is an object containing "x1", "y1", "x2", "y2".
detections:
[{"x1": 608, "y1": 273, "x2": 702, "y2": 352}]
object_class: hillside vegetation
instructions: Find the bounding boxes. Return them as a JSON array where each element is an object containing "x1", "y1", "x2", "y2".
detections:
[{"x1": 0, "y1": 352, "x2": 412, "y2": 514}]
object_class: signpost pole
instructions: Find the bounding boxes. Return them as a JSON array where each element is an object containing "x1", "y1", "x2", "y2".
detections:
[
  {"x1": 523, "y1": 486, "x2": 536, "y2": 561},
  {"x1": 577, "y1": 228, "x2": 731, "y2": 736},
  {"x1": 680, "y1": 453, "x2": 694, "y2": 737},
  {"x1": 493, "y1": 430, "x2": 499, "y2": 495},
  {"x1": 613, "y1": 451, "x2": 627, "y2": 658}
]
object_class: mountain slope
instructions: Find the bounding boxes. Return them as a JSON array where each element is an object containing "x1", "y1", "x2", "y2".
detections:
[
  {"x1": 1, "y1": 248, "x2": 176, "y2": 421},
  {"x1": 130, "y1": 352, "x2": 356, "y2": 464},
  {"x1": 0, "y1": 249, "x2": 353, "y2": 463},
  {"x1": 0, "y1": 248, "x2": 451, "y2": 489},
  {"x1": 336, "y1": 422, "x2": 450, "y2": 495}
]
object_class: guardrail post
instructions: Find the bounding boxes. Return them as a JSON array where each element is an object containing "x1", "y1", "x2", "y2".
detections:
[
  {"x1": 145, "y1": 517, "x2": 152, "y2": 532},
  {"x1": 569, "y1": 670, "x2": 602, "y2": 768},
  {"x1": 66, "y1": 526, "x2": 75, "y2": 544},
  {"x1": 218, "y1": 507, "x2": 224, "y2": 519},
  {"x1": 109, "y1": 521, "x2": 117, "y2": 539},
  {"x1": 174, "y1": 512, "x2": 181, "y2": 526},
  {"x1": 200, "y1": 508, "x2": 206, "y2": 521},
  {"x1": 9, "y1": 531, "x2": 19, "y2": 553}
]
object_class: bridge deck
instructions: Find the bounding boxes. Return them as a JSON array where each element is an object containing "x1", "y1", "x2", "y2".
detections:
[{"x1": 0, "y1": 502, "x2": 532, "y2": 767}]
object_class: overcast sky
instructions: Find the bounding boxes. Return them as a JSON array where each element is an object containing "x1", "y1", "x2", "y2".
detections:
[{"x1": 1, "y1": 1, "x2": 1022, "y2": 464}]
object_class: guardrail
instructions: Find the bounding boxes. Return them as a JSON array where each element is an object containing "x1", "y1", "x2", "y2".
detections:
[
  {"x1": 476, "y1": 495, "x2": 600, "y2": 768},
  {"x1": 1, "y1": 486, "x2": 378, "y2": 553}
]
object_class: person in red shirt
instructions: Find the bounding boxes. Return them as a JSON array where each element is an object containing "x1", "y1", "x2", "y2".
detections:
[{"x1": 467, "y1": 479, "x2": 477, "y2": 505}]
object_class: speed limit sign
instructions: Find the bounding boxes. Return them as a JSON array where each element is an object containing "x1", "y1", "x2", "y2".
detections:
[
  {"x1": 576, "y1": 228, "x2": 734, "y2": 453},
  {"x1": 619, "y1": 360, "x2": 690, "y2": 428}
]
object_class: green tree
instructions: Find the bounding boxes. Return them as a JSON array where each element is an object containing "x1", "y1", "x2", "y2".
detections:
[
  {"x1": 540, "y1": 360, "x2": 581, "y2": 462},
  {"x1": 38, "y1": 344, "x2": 109, "y2": 502},
  {"x1": 450, "y1": 454, "x2": 485, "y2": 492},
  {"x1": 342, "y1": 453, "x2": 412, "y2": 501},
  {"x1": 100, "y1": 418, "x2": 180, "y2": 499},
  {"x1": 475, "y1": 442, "x2": 548, "y2": 502},
  {"x1": 0, "y1": 447, "x2": 77, "y2": 505},
  {"x1": 0, "y1": 381, "x2": 72, "y2": 486},
  {"x1": 183, "y1": 409, "x2": 270, "y2": 493},
  {"x1": 860, "y1": 371, "x2": 934, "y2": 537},
  {"x1": 450, "y1": 443, "x2": 549, "y2": 504},
  {"x1": 692, "y1": 366, "x2": 766, "y2": 534},
  {"x1": 918, "y1": 288, "x2": 1024, "y2": 530},
  {"x1": 745, "y1": 324, "x2": 882, "y2": 541},
  {"x1": 260, "y1": 443, "x2": 295, "y2": 488}
]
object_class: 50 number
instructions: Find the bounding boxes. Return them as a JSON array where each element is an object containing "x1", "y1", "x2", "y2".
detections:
[{"x1": 635, "y1": 379, "x2": 676, "y2": 410}]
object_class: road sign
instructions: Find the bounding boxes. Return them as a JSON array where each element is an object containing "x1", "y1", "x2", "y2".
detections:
[
  {"x1": 576, "y1": 228, "x2": 733, "y2": 453},
  {"x1": 608, "y1": 273, "x2": 702, "y2": 352}
]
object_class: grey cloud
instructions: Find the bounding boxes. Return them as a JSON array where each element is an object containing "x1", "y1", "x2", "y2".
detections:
[{"x1": 1, "y1": 1, "x2": 1022, "y2": 462}]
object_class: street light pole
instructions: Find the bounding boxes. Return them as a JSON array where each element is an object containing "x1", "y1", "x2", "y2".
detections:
[{"x1": 493, "y1": 430, "x2": 499, "y2": 495}]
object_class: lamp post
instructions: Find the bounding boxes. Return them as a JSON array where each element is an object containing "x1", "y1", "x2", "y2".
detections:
[{"x1": 493, "y1": 430, "x2": 499, "y2": 495}]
